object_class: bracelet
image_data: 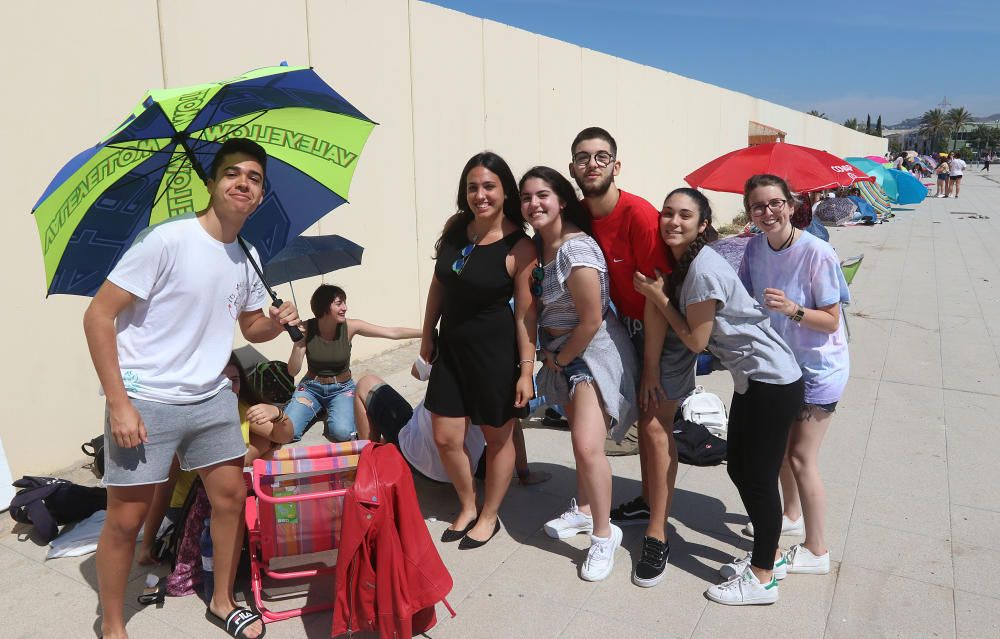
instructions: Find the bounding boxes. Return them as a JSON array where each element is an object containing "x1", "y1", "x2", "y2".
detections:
[
  {"x1": 518, "y1": 359, "x2": 535, "y2": 366},
  {"x1": 789, "y1": 304, "x2": 805, "y2": 323},
  {"x1": 270, "y1": 408, "x2": 286, "y2": 423}
]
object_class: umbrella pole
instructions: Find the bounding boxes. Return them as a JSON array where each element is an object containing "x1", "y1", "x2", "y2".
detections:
[{"x1": 289, "y1": 282, "x2": 298, "y2": 311}]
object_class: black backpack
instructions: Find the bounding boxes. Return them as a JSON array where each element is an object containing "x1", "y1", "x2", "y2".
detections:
[
  {"x1": 81, "y1": 434, "x2": 105, "y2": 479},
  {"x1": 8, "y1": 476, "x2": 107, "y2": 542},
  {"x1": 246, "y1": 360, "x2": 295, "y2": 404},
  {"x1": 673, "y1": 419, "x2": 727, "y2": 466}
]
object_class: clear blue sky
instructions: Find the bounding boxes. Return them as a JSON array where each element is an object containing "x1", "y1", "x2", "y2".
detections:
[{"x1": 426, "y1": 0, "x2": 1000, "y2": 126}]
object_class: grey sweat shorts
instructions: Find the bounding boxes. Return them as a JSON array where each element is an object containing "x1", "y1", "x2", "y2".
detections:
[
  {"x1": 622, "y1": 315, "x2": 697, "y2": 401},
  {"x1": 103, "y1": 389, "x2": 247, "y2": 486}
]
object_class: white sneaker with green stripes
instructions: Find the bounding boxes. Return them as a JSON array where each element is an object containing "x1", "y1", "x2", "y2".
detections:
[{"x1": 705, "y1": 567, "x2": 779, "y2": 605}]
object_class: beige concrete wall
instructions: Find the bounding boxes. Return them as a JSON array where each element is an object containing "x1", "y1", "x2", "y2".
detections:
[{"x1": 0, "y1": 0, "x2": 886, "y2": 477}]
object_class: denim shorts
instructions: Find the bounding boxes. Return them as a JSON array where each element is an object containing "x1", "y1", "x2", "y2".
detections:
[
  {"x1": 798, "y1": 401, "x2": 838, "y2": 421},
  {"x1": 561, "y1": 357, "x2": 596, "y2": 397},
  {"x1": 621, "y1": 315, "x2": 697, "y2": 401},
  {"x1": 285, "y1": 377, "x2": 357, "y2": 442},
  {"x1": 103, "y1": 389, "x2": 246, "y2": 487}
]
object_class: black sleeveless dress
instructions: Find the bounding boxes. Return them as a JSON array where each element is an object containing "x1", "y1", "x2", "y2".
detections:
[{"x1": 425, "y1": 227, "x2": 530, "y2": 427}]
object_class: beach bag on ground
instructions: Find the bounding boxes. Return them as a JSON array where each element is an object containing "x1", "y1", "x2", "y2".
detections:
[
  {"x1": 673, "y1": 419, "x2": 727, "y2": 466},
  {"x1": 8, "y1": 476, "x2": 107, "y2": 542},
  {"x1": 81, "y1": 434, "x2": 105, "y2": 479},
  {"x1": 166, "y1": 481, "x2": 212, "y2": 596},
  {"x1": 680, "y1": 386, "x2": 728, "y2": 438},
  {"x1": 247, "y1": 360, "x2": 295, "y2": 404}
]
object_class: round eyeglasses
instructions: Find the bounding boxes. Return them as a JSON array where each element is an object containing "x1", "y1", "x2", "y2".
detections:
[{"x1": 572, "y1": 151, "x2": 615, "y2": 168}]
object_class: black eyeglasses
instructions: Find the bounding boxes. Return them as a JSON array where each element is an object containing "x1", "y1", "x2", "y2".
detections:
[
  {"x1": 748, "y1": 198, "x2": 787, "y2": 216},
  {"x1": 530, "y1": 264, "x2": 545, "y2": 297},
  {"x1": 451, "y1": 241, "x2": 477, "y2": 275},
  {"x1": 572, "y1": 151, "x2": 615, "y2": 168}
]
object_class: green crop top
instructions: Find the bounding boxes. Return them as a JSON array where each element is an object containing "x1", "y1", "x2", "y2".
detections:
[{"x1": 304, "y1": 318, "x2": 352, "y2": 377}]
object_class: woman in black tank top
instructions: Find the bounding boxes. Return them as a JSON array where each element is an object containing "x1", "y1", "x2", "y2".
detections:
[
  {"x1": 421, "y1": 152, "x2": 537, "y2": 548},
  {"x1": 283, "y1": 284, "x2": 421, "y2": 442}
]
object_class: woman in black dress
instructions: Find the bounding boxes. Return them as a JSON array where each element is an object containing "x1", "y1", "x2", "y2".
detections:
[{"x1": 421, "y1": 152, "x2": 537, "y2": 549}]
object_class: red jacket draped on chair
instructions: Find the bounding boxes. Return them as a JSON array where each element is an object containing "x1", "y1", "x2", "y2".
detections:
[{"x1": 332, "y1": 442, "x2": 454, "y2": 638}]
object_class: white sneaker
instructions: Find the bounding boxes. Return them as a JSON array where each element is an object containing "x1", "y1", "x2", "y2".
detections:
[
  {"x1": 742, "y1": 515, "x2": 804, "y2": 537},
  {"x1": 719, "y1": 551, "x2": 787, "y2": 580},
  {"x1": 580, "y1": 524, "x2": 622, "y2": 582},
  {"x1": 784, "y1": 543, "x2": 830, "y2": 575},
  {"x1": 706, "y1": 567, "x2": 779, "y2": 605},
  {"x1": 544, "y1": 498, "x2": 594, "y2": 539}
]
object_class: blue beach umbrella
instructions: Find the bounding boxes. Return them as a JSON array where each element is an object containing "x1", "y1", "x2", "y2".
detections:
[
  {"x1": 846, "y1": 157, "x2": 899, "y2": 202},
  {"x1": 887, "y1": 168, "x2": 928, "y2": 205}
]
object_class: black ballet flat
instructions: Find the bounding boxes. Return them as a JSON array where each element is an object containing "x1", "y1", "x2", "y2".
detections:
[
  {"x1": 458, "y1": 519, "x2": 502, "y2": 550},
  {"x1": 441, "y1": 518, "x2": 477, "y2": 543}
]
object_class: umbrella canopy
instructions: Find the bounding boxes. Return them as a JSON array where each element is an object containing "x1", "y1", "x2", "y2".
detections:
[
  {"x1": 32, "y1": 64, "x2": 376, "y2": 296},
  {"x1": 845, "y1": 157, "x2": 899, "y2": 202},
  {"x1": 864, "y1": 155, "x2": 889, "y2": 164},
  {"x1": 684, "y1": 142, "x2": 874, "y2": 194},
  {"x1": 854, "y1": 179, "x2": 892, "y2": 218},
  {"x1": 905, "y1": 150, "x2": 918, "y2": 158},
  {"x1": 887, "y1": 168, "x2": 928, "y2": 205},
  {"x1": 813, "y1": 197, "x2": 858, "y2": 226},
  {"x1": 919, "y1": 154, "x2": 938, "y2": 168},
  {"x1": 263, "y1": 234, "x2": 363, "y2": 286}
]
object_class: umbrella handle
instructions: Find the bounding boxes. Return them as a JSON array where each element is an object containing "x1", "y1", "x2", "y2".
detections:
[
  {"x1": 236, "y1": 235, "x2": 304, "y2": 343},
  {"x1": 273, "y1": 298, "x2": 304, "y2": 342}
]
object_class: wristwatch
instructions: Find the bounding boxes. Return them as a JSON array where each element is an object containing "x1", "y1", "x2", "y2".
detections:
[{"x1": 789, "y1": 304, "x2": 805, "y2": 323}]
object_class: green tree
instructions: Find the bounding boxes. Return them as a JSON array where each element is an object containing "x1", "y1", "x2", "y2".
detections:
[
  {"x1": 919, "y1": 109, "x2": 950, "y2": 153},
  {"x1": 865, "y1": 114, "x2": 872, "y2": 134},
  {"x1": 947, "y1": 107, "x2": 972, "y2": 150},
  {"x1": 807, "y1": 110, "x2": 828, "y2": 119},
  {"x1": 876, "y1": 115, "x2": 883, "y2": 136},
  {"x1": 970, "y1": 124, "x2": 1000, "y2": 153},
  {"x1": 843, "y1": 117, "x2": 861, "y2": 131}
]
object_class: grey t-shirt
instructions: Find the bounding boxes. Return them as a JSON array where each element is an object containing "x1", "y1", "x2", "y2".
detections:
[{"x1": 679, "y1": 246, "x2": 801, "y2": 394}]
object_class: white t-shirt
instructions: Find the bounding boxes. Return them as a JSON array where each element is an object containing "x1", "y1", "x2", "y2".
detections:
[
  {"x1": 398, "y1": 401, "x2": 485, "y2": 483},
  {"x1": 949, "y1": 158, "x2": 967, "y2": 176},
  {"x1": 108, "y1": 214, "x2": 267, "y2": 403}
]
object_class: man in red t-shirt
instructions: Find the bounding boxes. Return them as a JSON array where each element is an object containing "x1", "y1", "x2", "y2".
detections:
[{"x1": 569, "y1": 127, "x2": 696, "y2": 588}]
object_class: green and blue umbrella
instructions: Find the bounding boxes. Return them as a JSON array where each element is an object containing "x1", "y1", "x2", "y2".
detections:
[{"x1": 32, "y1": 64, "x2": 376, "y2": 296}]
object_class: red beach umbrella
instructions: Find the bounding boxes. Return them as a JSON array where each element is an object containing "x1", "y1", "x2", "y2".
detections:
[{"x1": 685, "y1": 142, "x2": 875, "y2": 194}]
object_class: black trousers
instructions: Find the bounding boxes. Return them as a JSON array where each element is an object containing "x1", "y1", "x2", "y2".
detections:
[{"x1": 727, "y1": 377, "x2": 805, "y2": 570}]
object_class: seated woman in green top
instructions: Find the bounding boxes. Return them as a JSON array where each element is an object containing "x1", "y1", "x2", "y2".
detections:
[{"x1": 285, "y1": 284, "x2": 421, "y2": 441}]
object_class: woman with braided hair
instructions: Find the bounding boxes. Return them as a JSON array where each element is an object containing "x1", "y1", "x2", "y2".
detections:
[{"x1": 633, "y1": 187, "x2": 803, "y2": 606}]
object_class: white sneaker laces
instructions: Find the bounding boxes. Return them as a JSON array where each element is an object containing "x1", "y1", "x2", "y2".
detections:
[
  {"x1": 785, "y1": 545, "x2": 800, "y2": 564},
  {"x1": 586, "y1": 538, "x2": 612, "y2": 567},
  {"x1": 560, "y1": 499, "x2": 582, "y2": 521}
]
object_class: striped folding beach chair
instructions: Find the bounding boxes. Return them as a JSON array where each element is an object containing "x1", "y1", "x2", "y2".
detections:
[
  {"x1": 855, "y1": 180, "x2": 892, "y2": 219},
  {"x1": 245, "y1": 440, "x2": 369, "y2": 623}
]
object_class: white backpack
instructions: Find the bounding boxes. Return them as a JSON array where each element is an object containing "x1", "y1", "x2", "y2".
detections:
[{"x1": 680, "y1": 386, "x2": 728, "y2": 438}]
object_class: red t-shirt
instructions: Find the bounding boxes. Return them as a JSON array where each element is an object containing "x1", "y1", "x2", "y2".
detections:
[{"x1": 586, "y1": 190, "x2": 671, "y2": 320}]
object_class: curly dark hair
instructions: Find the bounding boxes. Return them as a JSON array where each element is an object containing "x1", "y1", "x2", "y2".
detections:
[
  {"x1": 663, "y1": 188, "x2": 718, "y2": 307},
  {"x1": 434, "y1": 151, "x2": 526, "y2": 257},
  {"x1": 517, "y1": 165, "x2": 592, "y2": 235}
]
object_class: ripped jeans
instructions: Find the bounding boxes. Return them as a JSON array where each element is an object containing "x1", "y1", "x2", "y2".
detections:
[
  {"x1": 284, "y1": 377, "x2": 357, "y2": 442},
  {"x1": 558, "y1": 356, "x2": 596, "y2": 398}
]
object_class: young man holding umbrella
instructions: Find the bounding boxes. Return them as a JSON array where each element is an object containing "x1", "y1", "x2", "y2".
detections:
[{"x1": 84, "y1": 138, "x2": 296, "y2": 639}]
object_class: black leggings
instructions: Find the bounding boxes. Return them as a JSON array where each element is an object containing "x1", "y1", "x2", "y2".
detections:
[{"x1": 727, "y1": 377, "x2": 804, "y2": 570}]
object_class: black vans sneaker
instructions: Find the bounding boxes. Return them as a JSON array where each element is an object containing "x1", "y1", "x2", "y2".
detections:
[
  {"x1": 632, "y1": 536, "x2": 669, "y2": 587},
  {"x1": 610, "y1": 495, "x2": 651, "y2": 526}
]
